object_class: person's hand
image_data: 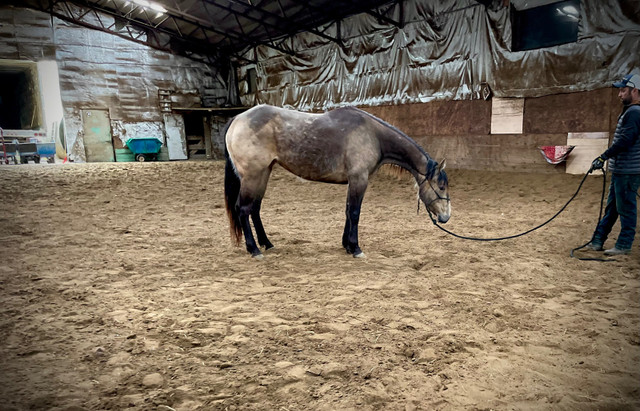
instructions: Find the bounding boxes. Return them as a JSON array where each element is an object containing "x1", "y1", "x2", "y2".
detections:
[{"x1": 591, "y1": 156, "x2": 605, "y2": 171}]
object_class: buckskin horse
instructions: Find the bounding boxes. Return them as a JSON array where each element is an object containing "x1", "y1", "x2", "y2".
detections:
[{"x1": 224, "y1": 104, "x2": 450, "y2": 259}]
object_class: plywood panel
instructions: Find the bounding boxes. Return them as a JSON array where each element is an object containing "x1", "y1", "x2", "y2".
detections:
[
  {"x1": 82, "y1": 109, "x2": 114, "y2": 162},
  {"x1": 566, "y1": 133, "x2": 609, "y2": 175},
  {"x1": 491, "y1": 98, "x2": 524, "y2": 134},
  {"x1": 163, "y1": 113, "x2": 188, "y2": 160}
]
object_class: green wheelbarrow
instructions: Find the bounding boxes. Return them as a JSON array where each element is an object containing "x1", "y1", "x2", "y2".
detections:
[{"x1": 125, "y1": 138, "x2": 163, "y2": 162}]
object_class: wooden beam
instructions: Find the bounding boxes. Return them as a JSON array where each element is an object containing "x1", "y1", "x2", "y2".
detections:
[{"x1": 203, "y1": 114, "x2": 213, "y2": 159}]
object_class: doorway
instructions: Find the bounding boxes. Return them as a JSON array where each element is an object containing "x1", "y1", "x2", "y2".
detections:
[{"x1": 82, "y1": 109, "x2": 114, "y2": 162}]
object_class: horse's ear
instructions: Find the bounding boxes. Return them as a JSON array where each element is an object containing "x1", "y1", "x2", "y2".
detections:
[{"x1": 438, "y1": 158, "x2": 447, "y2": 172}]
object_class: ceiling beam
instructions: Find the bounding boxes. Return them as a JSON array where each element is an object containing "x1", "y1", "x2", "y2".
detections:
[
  {"x1": 7, "y1": 0, "x2": 404, "y2": 66},
  {"x1": 204, "y1": 0, "x2": 342, "y2": 46},
  {"x1": 366, "y1": 0, "x2": 404, "y2": 28},
  {"x1": 9, "y1": 0, "x2": 296, "y2": 63},
  {"x1": 9, "y1": 0, "x2": 221, "y2": 64}
]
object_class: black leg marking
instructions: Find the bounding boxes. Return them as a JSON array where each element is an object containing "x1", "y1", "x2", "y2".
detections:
[
  {"x1": 237, "y1": 195, "x2": 261, "y2": 258},
  {"x1": 343, "y1": 178, "x2": 367, "y2": 257},
  {"x1": 251, "y1": 198, "x2": 274, "y2": 250},
  {"x1": 342, "y1": 202, "x2": 351, "y2": 252}
]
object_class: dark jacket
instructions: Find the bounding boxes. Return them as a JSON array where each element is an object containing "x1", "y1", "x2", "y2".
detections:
[{"x1": 603, "y1": 104, "x2": 640, "y2": 174}]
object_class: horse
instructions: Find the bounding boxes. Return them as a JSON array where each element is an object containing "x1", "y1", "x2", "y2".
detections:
[{"x1": 223, "y1": 104, "x2": 450, "y2": 259}]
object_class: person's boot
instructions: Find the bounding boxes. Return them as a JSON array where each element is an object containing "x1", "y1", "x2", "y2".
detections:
[
  {"x1": 585, "y1": 242, "x2": 603, "y2": 251},
  {"x1": 604, "y1": 247, "x2": 631, "y2": 255}
]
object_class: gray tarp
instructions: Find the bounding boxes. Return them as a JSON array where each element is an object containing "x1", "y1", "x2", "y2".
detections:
[{"x1": 238, "y1": 0, "x2": 640, "y2": 111}]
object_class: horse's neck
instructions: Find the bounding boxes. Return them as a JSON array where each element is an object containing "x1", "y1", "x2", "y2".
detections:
[{"x1": 378, "y1": 130, "x2": 429, "y2": 178}]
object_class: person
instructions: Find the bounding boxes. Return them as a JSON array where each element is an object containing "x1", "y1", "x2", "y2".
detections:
[{"x1": 588, "y1": 72, "x2": 640, "y2": 255}]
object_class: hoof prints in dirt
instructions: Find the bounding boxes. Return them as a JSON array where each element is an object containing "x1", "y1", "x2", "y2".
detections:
[{"x1": 0, "y1": 162, "x2": 638, "y2": 410}]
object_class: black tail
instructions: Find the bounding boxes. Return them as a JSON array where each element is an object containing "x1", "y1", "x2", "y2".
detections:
[{"x1": 223, "y1": 119, "x2": 243, "y2": 246}]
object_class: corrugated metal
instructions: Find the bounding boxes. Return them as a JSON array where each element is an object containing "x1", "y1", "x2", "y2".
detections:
[{"x1": 1, "y1": 5, "x2": 228, "y2": 162}]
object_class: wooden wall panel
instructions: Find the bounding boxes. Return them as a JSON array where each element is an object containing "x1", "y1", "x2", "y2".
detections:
[
  {"x1": 609, "y1": 88, "x2": 623, "y2": 138},
  {"x1": 415, "y1": 134, "x2": 568, "y2": 173},
  {"x1": 365, "y1": 100, "x2": 491, "y2": 137},
  {"x1": 524, "y1": 89, "x2": 611, "y2": 133},
  {"x1": 363, "y1": 89, "x2": 617, "y2": 173}
]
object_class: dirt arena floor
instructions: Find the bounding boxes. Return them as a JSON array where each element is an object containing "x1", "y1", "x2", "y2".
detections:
[{"x1": 0, "y1": 160, "x2": 638, "y2": 411}]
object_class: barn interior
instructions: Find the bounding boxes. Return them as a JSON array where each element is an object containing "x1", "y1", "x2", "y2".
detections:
[
  {"x1": 1, "y1": 0, "x2": 638, "y2": 171},
  {"x1": 1, "y1": 1, "x2": 640, "y2": 410}
]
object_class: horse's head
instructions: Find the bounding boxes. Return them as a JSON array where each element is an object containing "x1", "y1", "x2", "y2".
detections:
[{"x1": 419, "y1": 159, "x2": 450, "y2": 223}]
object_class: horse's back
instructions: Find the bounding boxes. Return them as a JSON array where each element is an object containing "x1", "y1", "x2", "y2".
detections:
[
  {"x1": 226, "y1": 105, "x2": 381, "y2": 182},
  {"x1": 226, "y1": 105, "x2": 304, "y2": 154}
]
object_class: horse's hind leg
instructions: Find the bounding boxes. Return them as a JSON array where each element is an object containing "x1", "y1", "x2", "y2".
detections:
[
  {"x1": 251, "y1": 198, "x2": 274, "y2": 250},
  {"x1": 237, "y1": 194, "x2": 262, "y2": 258},
  {"x1": 237, "y1": 168, "x2": 272, "y2": 258},
  {"x1": 342, "y1": 208, "x2": 351, "y2": 251}
]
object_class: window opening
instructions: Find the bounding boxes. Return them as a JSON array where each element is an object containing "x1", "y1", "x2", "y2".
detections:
[{"x1": 511, "y1": 0, "x2": 580, "y2": 51}]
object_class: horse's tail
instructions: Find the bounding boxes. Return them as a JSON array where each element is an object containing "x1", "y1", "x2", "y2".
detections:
[{"x1": 223, "y1": 119, "x2": 243, "y2": 246}]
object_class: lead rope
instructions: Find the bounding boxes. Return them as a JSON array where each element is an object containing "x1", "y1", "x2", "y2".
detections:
[
  {"x1": 569, "y1": 168, "x2": 609, "y2": 261},
  {"x1": 424, "y1": 168, "x2": 612, "y2": 261}
]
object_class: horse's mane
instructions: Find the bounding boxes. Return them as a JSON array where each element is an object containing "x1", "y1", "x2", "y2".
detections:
[
  {"x1": 340, "y1": 107, "x2": 447, "y2": 185},
  {"x1": 380, "y1": 161, "x2": 447, "y2": 184},
  {"x1": 379, "y1": 163, "x2": 413, "y2": 180},
  {"x1": 342, "y1": 106, "x2": 431, "y2": 160}
]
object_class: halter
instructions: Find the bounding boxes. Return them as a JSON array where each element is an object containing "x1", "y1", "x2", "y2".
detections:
[{"x1": 416, "y1": 173, "x2": 450, "y2": 214}]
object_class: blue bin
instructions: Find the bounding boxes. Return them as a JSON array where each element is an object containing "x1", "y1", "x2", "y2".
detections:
[
  {"x1": 37, "y1": 142, "x2": 56, "y2": 163},
  {"x1": 125, "y1": 138, "x2": 163, "y2": 162}
]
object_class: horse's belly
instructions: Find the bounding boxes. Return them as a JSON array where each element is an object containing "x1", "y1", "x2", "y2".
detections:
[{"x1": 278, "y1": 158, "x2": 348, "y2": 184}]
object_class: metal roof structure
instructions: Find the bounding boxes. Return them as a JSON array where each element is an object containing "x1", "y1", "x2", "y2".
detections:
[{"x1": 9, "y1": 0, "x2": 408, "y2": 66}]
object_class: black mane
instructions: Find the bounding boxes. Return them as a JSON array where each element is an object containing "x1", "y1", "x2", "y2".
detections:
[
  {"x1": 343, "y1": 106, "x2": 446, "y2": 184},
  {"x1": 344, "y1": 106, "x2": 431, "y2": 160}
]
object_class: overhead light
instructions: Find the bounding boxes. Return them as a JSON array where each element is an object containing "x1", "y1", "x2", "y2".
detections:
[
  {"x1": 562, "y1": 5, "x2": 579, "y2": 16},
  {"x1": 128, "y1": 0, "x2": 167, "y2": 14},
  {"x1": 556, "y1": 6, "x2": 578, "y2": 22}
]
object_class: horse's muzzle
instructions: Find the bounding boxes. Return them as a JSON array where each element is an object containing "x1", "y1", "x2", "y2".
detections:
[{"x1": 438, "y1": 214, "x2": 450, "y2": 224}]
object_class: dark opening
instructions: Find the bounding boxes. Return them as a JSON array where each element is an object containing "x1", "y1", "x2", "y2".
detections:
[
  {"x1": 247, "y1": 67, "x2": 258, "y2": 94},
  {"x1": 511, "y1": 0, "x2": 580, "y2": 51},
  {"x1": 183, "y1": 112, "x2": 207, "y2": 158},
  {"x1": 0, "y1": 68, "x2": 40, "y2": 130}
]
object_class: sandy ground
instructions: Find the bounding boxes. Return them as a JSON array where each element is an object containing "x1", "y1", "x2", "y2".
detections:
[{"x1": 0, "y1": 160, "x2": 638, "y2": 411}]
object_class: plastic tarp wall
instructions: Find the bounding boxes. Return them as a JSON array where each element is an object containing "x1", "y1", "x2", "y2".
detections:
[{"x1": 238, "y1": 0, "x2": 640, "y2": 111}]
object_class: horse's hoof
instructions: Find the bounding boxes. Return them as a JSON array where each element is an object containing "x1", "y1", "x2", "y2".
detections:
[
  {"x1": 252, "y1": 253, "x2": 264, "y2": 260},
  {"x1": 353, "y1": 251, "x2": 366, "y2": 258}
]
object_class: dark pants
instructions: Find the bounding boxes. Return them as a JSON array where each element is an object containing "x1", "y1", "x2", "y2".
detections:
[{"x1": 593, "y1": 173, "x2": 640, "y2": 250}]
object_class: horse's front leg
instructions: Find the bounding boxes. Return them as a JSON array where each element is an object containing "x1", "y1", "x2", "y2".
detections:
[
  {"x1": 251, "y1": 197, "x2": 274, "y2": 250},
  {"x1": 343, "y1": 178, "x2": 367, "y2": 258}
]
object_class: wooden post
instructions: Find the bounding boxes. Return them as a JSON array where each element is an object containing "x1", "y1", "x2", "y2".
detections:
[{"x1": 203, "y1": 114, "x2": 212, "y2": 159}]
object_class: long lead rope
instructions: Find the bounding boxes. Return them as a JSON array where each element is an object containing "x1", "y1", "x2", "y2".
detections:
[
  {"x1": 569, "y1": 170, "x2": 609, "y2": 261},
  {"x1": 426, "y1": 169, "x2": 611, "y2": 260}
]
